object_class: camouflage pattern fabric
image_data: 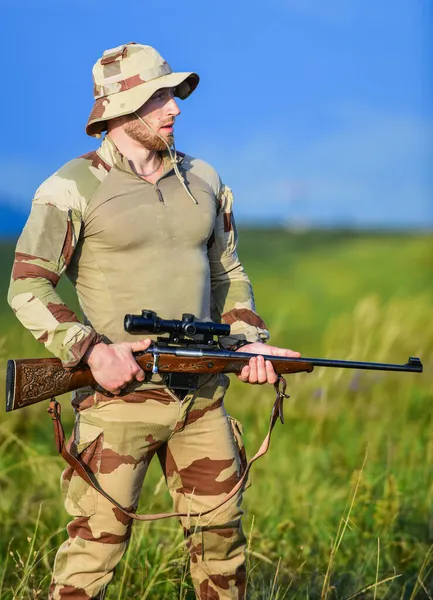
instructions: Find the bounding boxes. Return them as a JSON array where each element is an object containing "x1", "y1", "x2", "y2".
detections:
[
  {"x1": 86, "y1": 43, "x2": 199, "y2": 138},
  {"x1": 49, "y1": 375, "x2": 247, "y2": 599},
  {"x1": 8, "y1": 136, "x2": 269, "y2": 377}
]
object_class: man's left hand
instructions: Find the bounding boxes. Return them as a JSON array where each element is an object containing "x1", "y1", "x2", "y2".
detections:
[{"x1": 236, "y1": 342, "x2": 301, "y2": 385}]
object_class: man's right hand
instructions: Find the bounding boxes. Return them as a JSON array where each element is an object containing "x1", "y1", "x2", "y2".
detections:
[{"x1": 83, "y1": 339, "x2": 152, "y2": 395}]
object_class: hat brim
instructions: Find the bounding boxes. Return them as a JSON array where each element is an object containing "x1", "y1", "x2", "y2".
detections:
[{"x1": 86, "y1": 71, "x2": 199, "y2": 138}]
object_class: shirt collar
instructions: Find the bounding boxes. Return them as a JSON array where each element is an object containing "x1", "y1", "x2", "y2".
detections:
[{"x1": 97, "y1": 135, "x2": 183, "y2": 177}]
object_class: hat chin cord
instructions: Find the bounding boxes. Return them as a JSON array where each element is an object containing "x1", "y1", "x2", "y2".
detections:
[{"x1": 133, "y1": 112, "x2": 198, "y2": 205}]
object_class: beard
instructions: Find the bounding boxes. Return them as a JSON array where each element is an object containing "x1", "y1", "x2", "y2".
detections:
[{"x1": 123, "y1": 115, "x2": 174, "y2": 151}]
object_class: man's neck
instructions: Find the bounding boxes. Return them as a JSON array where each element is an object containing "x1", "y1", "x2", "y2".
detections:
[{"x1": 107, "y1": 129, "x2": 160, "y2": 175}]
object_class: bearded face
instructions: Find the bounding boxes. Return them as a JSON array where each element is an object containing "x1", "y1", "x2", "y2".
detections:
[
  {"x1": 107, "y1": 88, "x2": 179, "y2": 152},
  {"x1": 123, "y1": 115, "x2": 174, "y2": 151}
]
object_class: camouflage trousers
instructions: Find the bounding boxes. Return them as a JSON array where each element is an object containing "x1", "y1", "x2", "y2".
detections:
[{"x1": 49, "y1": 374, "x2": 247, "y2": 600}]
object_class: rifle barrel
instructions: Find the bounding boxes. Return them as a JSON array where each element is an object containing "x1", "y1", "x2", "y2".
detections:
[
  {"x1": 152, "y1": 348, "x2": 423, "y2": 373},
  {"x1": 291, "y1": 356, "x2": 423, "y2": 372}
]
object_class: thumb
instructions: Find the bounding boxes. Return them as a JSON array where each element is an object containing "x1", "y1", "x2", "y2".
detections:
[{"x1": 127, "y1": 338, "x2": 152, "y2": 353}]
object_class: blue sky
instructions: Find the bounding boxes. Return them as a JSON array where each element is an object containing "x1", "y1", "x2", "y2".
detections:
[{"x1": 0, "y1": 0, "x2": 431, "y2": 231}]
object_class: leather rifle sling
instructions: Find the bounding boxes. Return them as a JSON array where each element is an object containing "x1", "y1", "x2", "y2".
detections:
[{"x1": 47, "y1": 376, "x2": 289, "y2": 522}]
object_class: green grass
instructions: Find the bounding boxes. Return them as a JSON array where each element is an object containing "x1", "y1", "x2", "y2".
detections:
[{"x1": 0, "y1": 230, "x2": 432, "y2": 599}]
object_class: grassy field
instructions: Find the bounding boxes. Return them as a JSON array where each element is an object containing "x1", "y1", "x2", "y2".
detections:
[{"x1": 0, "y1": 229, "x2": 432, "y2": 599}]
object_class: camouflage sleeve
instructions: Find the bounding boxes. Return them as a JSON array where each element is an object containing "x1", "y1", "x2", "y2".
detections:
[
  {"x1": 7, "y1": 179, "x2": 102, "y2": 367},
  {"x1": 207, "y1": 184, "x2": 270, "y2": 349}
]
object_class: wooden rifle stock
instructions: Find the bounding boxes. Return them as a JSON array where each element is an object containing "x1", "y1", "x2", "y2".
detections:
[
  {"x1": 6, "y1": 358, "x2": 94, "y2": 412},
  {"x1": 5, "y1": 351, "x2": 313, "y2": 411},
  {"x1": 5, "y1": 347, "x2": 423, "y2": 412}
]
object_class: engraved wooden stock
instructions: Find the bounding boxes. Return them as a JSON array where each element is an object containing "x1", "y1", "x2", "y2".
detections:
[
  {"x1": 6, "y1": 352, "x2": 314, "y2": 412},
  {"x1": 6, "y1": 358, "x2": 95, "y2": 412}
]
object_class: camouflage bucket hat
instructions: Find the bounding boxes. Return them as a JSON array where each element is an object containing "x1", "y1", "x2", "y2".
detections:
[{"x1": 86, "y1": 42, "x2": 199, "y2": 138}]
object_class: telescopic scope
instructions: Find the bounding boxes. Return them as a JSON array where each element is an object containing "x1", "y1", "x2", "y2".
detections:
[{"x1": 124, "y1": 309, "x2": 230, "y2": 338}]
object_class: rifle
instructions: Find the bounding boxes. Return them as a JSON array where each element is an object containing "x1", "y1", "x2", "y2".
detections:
[
  {"x1": 6, "y1": 309, "x2": 423, "y2": 412},
  {"x1": 4, "y1": 310, "x2": 423, "y2": 522}
]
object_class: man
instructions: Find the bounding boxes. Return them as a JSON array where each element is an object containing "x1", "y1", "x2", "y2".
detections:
[{"x1": 8, "y1": 43, "x2": 299, "y2": 600}]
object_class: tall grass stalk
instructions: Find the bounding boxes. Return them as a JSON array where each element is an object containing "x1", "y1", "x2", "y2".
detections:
[
  {"x1": 409, "y1": 545, "x2": 433, "y2": 600},
  {"x1": 321, "y1": 447, "x2": 369, "y2": 600},
  {"x1": 374, "y1": 538, "x2": 380, "y2": 600},
  {"x1": 345, "y1": 574, "x2": 402, "y2": 599}
]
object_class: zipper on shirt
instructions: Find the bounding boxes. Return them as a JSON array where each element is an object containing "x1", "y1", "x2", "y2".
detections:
[{"x1": 155, "y1": 183, "x2": 164, "y2": 204}]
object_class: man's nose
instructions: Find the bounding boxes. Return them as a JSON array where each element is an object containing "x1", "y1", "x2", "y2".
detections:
[{"x1": 166, "y1": 97, "x2": 181, "y2": 117}]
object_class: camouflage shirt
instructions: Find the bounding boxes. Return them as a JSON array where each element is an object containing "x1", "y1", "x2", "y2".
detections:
[{"x1": 8, "y1": 136, "x2": 269, "y2": 375}]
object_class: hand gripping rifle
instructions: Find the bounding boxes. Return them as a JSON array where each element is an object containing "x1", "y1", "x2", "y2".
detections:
[{"x1": 5, "y1": 310, "x2": 423, "y2": 523}]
